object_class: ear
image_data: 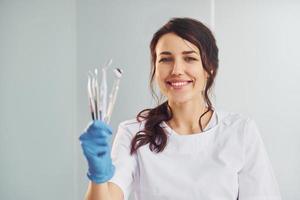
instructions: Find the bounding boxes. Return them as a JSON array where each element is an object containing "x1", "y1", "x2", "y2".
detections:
[
  {"x1": 204, "y1": 71, "x2": 209, "y2": 79},
  {"x1": 205, "y1": 70, "x2": 213, "y2": 79}
]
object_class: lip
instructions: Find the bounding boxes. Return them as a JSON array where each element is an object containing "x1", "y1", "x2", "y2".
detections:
[
  {"x1": 166, "y1": 80, "x2": 193, "y2": 90},
  {"x1": 166, "y1": 79, "x2": 193, "y2": 83}
]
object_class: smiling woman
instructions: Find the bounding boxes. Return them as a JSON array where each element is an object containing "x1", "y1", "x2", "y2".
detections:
[
  {"x1": 155, "y1": 33, "x2": 208, "y2": 104},
  {"x1": 131, "y1": 18, "x2": 219, "y2": 154},
  {"x1": 79, "y1": 17, "x2": 282, "y2": 200}
]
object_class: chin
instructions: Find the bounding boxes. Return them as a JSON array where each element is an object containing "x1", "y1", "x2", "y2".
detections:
[{"x1": 168, "y1": 96, "x2": 192, "y2": 104}]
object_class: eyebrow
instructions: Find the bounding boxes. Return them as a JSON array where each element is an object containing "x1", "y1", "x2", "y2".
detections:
[{"x1": 159, "y1": 50, "x2": 198, "y2": 55}]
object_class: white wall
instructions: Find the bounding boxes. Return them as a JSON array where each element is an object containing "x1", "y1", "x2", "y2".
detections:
[
  {"x1": 215, "y1": 1, "x2": 300, "y2": 199},
  {"x1": 0, "y1": 0, "x2": 76, "y2": 199}
]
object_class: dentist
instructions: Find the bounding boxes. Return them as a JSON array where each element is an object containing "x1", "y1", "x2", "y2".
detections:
[{"x1": 79, "y1": 17, "x2": 282, "y2": 200}]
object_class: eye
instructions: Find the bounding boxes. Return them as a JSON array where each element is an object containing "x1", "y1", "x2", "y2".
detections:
[
  {"x1": 184, "y1": 57, "x2": 198, "y2": 62},
  {"x1": 158, "y1": 57, "x2": 173, "y2": 63}
]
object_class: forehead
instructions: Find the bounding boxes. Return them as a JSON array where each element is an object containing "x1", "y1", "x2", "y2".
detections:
[{"x1": 155, "y1": 33, "x2": 199, "y2": 55}]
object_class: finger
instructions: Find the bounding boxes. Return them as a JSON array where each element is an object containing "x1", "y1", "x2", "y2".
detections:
[{"x1": 88, "y1": 120, "x2": 113, "y2": 134}]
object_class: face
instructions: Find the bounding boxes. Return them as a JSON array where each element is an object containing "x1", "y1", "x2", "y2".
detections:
[{"x1": 154, "y1": 33, "x2": 208, "y2": 104}]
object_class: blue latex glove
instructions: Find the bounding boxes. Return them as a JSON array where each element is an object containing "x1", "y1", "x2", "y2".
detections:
[{"x1": 79, "y1": 120, "x2": 115, "y2": 184}]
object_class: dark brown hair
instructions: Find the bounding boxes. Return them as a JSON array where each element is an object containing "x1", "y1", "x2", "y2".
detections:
[{"x1": 130, "y1": 17, "x2": 219, "y2": 155}]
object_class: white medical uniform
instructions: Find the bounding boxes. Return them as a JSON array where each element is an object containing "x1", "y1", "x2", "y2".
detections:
[{"x1": 108, "y1": 109, "x2": 282, "y2": 200}]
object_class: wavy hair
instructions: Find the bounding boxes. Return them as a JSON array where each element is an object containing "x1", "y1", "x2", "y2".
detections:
[{"x1": 130, "y1": 17, "x2": 219, "y2": 155}]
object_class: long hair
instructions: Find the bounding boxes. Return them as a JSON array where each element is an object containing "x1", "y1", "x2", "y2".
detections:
[{"x1": 130, "y1": 17, "x2": 219, "y2": 155}]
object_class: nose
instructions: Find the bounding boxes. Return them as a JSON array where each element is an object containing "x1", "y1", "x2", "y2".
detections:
[{"x1": 171, "y1": 59, "x2": 184, "y2": 75}]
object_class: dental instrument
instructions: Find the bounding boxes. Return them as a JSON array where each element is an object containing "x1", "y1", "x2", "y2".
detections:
[
  {"x1": 104, "y1": 68, "x2": 123, "y2": 124},
  {"x1": 94, "y1": 68, "x2": 100, "y2": 120},
  {"x1": 86, "y1": 59, "x2": 123, "y2": 124},
  {"x1": 99, "y1": 59, "x2": 112, "y2": 121},
  {"x1": 87, "y1": 71, "x2": 96, "y2": 120}
]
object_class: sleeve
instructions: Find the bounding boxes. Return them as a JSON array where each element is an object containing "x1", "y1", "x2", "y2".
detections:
[
  {"x1": 238, "y1": 118, "x2": 282, "y2": 200},
  {"x1": 108, "y1": 122, "x2": 138, "y2": 200}
]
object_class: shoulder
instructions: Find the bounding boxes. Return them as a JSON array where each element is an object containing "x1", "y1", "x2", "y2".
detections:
[
  {"x1": 215, "y1": 109, "x2": 261, "y2": 145},
  {"x1": 216, "y1": 109, "x2": 255, "y2": 130},
  {"x1": 216, "y1": 109, "x2": 262, "y2": 141},
  {"x1": 118, "y1": 118, "x2": 146, "y2": 136}
]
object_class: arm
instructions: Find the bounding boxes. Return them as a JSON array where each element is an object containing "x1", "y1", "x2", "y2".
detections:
[
  {"x1": 238, "y1": 118, "x2": 281, "y2": 199},
  {"x1": 84, "y1": 182, "x2": 124, "y2": 200}
]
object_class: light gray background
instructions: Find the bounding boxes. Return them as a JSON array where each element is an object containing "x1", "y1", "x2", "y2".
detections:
[{"x1": 0, "y1": 0, "x2": 299, "y2": 200}]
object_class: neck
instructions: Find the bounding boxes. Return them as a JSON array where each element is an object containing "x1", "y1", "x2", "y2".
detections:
[{"x1": 167, "y1": 99, "x2": 212, "y2": 134}]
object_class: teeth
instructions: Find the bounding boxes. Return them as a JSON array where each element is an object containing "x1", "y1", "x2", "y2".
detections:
[{"x1": 170, "y1": 81, "x2": 189, "y2": 86}]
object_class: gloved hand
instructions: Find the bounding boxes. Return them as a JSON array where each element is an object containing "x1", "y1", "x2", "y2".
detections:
[{"x1": 79, "y1": 120, "x2": 115, "y2": 184}]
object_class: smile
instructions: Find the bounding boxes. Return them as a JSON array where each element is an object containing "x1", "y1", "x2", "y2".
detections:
[{"x1": 166, "y1": 81, "x2": 193, "y2": 89}]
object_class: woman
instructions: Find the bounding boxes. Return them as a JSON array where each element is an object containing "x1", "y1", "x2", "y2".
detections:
[{"x1": 79, "y1": 17, "x2": 282, "y2": 200}]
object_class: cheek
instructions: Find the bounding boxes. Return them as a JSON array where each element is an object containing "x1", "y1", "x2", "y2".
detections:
[
  {"x1": 154, "y1": 71, "x2": 168, "y2": 93},
  {"x1": 154, "y1": 70, "x2": 162, "y2": 85},
  {"x1": 155, "y1": 73, "x2": 166, "y2": 89},
  {"x1": 155, "y1": 67, "x2": 168, "y2": 81},
  {"x1": 189, "y1": 68, "x2": 207, "y2": 86}
]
